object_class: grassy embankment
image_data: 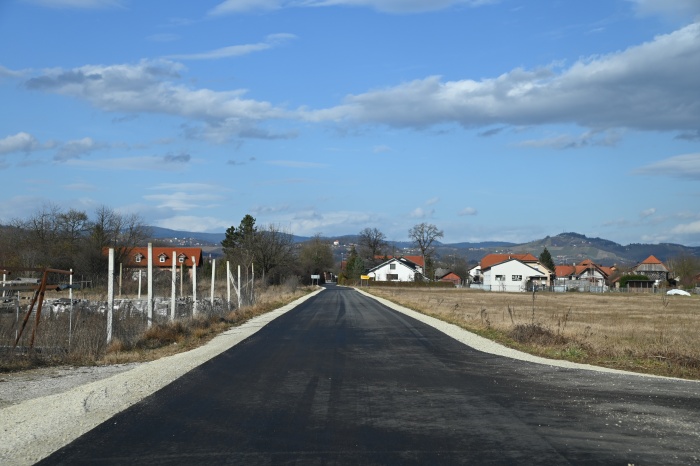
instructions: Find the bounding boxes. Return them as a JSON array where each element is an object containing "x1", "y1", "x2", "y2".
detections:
[{"x1": 364, "y1": 287, "x2": 700, "y2": 380}]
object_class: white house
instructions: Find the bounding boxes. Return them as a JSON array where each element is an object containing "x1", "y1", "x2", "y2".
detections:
[
  {"x1": 467, "y1": 265, "x2": 482, "y2": 283},
  {"x1": 482, "y1": 259, "x2": 546, "y2": 292},
  {"x1": 367, "y1": 257, "x2": 423, "y2": 282}
]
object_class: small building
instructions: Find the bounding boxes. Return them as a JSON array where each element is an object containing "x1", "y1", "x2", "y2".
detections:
[
  {"x1": 122, "y1": 247, "x2": 203, "y2": 269},
  {"x1": 437, "y1": 271, "x2": 461, "y2": 286},
  {"x1": 367, "y1": 257, "x2": 423, "y2": 282},
  {"x1": 632, "y1": 255, "x2": 670, "y2": 282},
  {"x1": 555, "y1": 259, "x2": 610, "y2": 288},
  {"x1": 481, "y1": 258, "x2": 546, "y2": 292},
  {"x1": 479, "y1": 253, "x2": 551, "y2": 290}
]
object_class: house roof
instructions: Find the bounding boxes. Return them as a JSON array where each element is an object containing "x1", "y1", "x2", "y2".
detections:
[
  {"x1": 555, "y1": 259, "x2": 611, "y2": 278},
  {"x1": 368, "y1": 257, "x2": 421, "y2": 274},
  {"x1": 373, "y1": 255, "x2": 425, "y2": 268},
  {"x1": 120, "y1": 247, "x2": 203, "y2": 267},
  {"x1": 487, "y1": 258, "x2": 546, "y2": 277},
  {"x1": 438, "y1": 272, "x2": 461, "y2": 281},
  {"x1": 480, "y1": 253, "x2": 537, "y2": 270},
  {"x1": 641, "y1": 255, "x2": 663, "y2": 265},
  {"x1": 634, "y1": 255, "x2": 669, "y2": 272}
]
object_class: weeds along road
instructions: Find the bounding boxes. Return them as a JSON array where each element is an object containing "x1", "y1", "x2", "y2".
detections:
[{"x1": 41, "y1": 285, "x2": 700, "y2": 465}]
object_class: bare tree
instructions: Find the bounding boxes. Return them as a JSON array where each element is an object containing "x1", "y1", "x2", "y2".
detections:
[
  {"x1": 297, "y1": 234, "x2": 334, "y2": 281},
  {"x1": 254, "y1": 224, "x2": 295, "y2": 283},
  {"x1": 408, "y1": 222, "x2": 444, "y2": 280},
  {"x1": 358, "y1": 227, "x2": 387, "y2": 263},
  {"x1": 667, "y1": 252, "x2": 700, "y2": 288}
]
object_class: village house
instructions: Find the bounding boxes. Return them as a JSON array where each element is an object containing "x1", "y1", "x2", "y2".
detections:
[
  {"x1": 121, "y1": 247, "x2": 203, "y2": 270},
  {"x1": 632, "y1": 255, "x2": 671, "y2": 283},
  {"x1": 367, "y1": 257, "x2": 423, "y2": 282},
  {"x1": 554, "y1": 259, "x2": 614, "y2": 288},
  {"x1": 479, "y1": 253, "x2": 548, "y2": 292}
]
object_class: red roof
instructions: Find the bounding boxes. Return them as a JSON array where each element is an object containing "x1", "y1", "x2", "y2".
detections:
[
  {"x1": 480, "y1": 253, "x2": 537, "y2": 270},
  {"x1": 439, "y1": 272, "x2": 461, "y2": 284},
  {"x1": 121, "y1": 247, "x2": 203, "y2": 267},
  {"x1": 555, "y1": 260, "x2": 611, "y2": 278},
  {"x1": 641, "y1": 255, "x2": 663, "y2": 265}
]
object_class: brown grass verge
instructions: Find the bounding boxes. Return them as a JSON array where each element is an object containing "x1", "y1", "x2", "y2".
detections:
[
  {"x1": 1, "y1": 285, "x2": 315, "y2": 371},
  {"x1": 363, "y1": 287, "x2": 700, "y2": 380}
]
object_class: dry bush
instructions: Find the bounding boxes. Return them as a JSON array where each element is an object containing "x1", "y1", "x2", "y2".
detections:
[{"x1": 366, "y1": 287, "x2": 700, "y2": 379}]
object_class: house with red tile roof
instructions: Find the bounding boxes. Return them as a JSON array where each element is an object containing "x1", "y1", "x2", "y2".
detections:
[
  {"x1": 632, "y1": 255, "x2": 670, "y2": 282},
  {"x1": 120, "y1": 247, "x2": 203, "y2": 269},
  {"x1": 554, "y1": 259, "x2": 611, "y2": 287},
  {"x1": 437, "y1": 271, "x2": 461, "y2": 286},
  {"x1": 479, "y1": 253, "x2": 554, "y2": 288}
]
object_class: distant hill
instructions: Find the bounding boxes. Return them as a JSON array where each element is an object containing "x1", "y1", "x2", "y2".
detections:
[
  {"x1": 148, "y1": 228, "x2": 699, "y2": 266},
  {"x1": 149, "y1": 226, "x2": 309, "y2": 246},
  {"x1": 470, "y1": 232, "x2": 700, "y2": 266}
]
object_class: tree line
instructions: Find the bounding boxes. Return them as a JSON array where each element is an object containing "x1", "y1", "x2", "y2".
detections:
[{"x1": 0, "y1": 204, "x2": 150, "y2": 284}]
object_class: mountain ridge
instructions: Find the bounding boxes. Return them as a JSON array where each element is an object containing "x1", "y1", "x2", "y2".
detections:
[{"x1": 148, "y1": 228, "x2": 699, "y2": 265}]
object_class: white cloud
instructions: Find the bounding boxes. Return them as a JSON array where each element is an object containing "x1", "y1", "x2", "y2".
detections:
[
  {"x1": 0, "y1": 132, "x2": 52, "y2": 155},
  {"x1": 305, "y1": 22, "x2": 700, "y2": 133},
  {"x1": 628, "y1": 0, "x2": 700, "y2": 20},
  {"x1": 283, "y1": 209, "x2": 378, "y2": 236},
  {"x1": 409, "y1": 207, "x2": 434, "y2": 218},
  {"x1": 23, "y1": 0, "x2": 123, "y2": 8},
  {"x1": 458, "y1": 207, "x2": 477, "y2": 216},
  {"x1": 209, "y1": 0, "x2": 497, "y2": 15},
  {"x1": 55, "y1": 137, "x2": 105, "y2": 161},
  {"x1": 633, "y1": 153, "x2": 700, "y2": 180},
  {"x1": 24, "y1": 59, "x2": 290, "y2": 140},
  {"x1": 0, "y1": 65, "x2": 24, "y2": 79},
  {"x1": 155, "y1": 216, "x2": 232, "y2": 233},
  {"x1": 143, "y1": 191, "x2": 225, "y2": 211},
  {"x1": 372, "y1": 144, "x2": 392, "y2": 153},
  {"x1": 640, "y1": 207, "x2": 656, "y2": 218},
  {"x1": 165, "y1": 34, "x2": 296, "y2": 60},
  {"x1": 424, "y1": 197, "x2": 440, "y2": 206},
  {"x1": 518, "y1": 130, "x2": 622, "y2": 150},
  {"x1": 64, "y1": 155, "x2": 189, "y2": 171},
  {"x1": 671, "y1": 220, "x2": 700, "y2": 235}
]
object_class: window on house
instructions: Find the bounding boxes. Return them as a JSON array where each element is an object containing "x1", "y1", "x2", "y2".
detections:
[
  {"x1": 134, "y1": 255, "x2": 142, "y2": 263},
  {"x1": 389, "y1": 263, "x2": 396, "y2": 270},
  {"x1": 387, "y1": 273, "x2": 399, "y2": 280},
  {"x1": 512, "y1": 275, "x2": 522, "y2": 281},
  {"x1": 495, "y1": 275, "x2": 505, "y2": 281},
  {"x1": 178, "y1": 255, "x2": 186, "y2": 263},
  {"x1": 159, "y1": 255, "x2": 167, "y2": 263}
]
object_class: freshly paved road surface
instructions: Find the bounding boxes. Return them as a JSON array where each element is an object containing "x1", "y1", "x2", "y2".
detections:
[{"x1": 41, "y1": 285, "x2": 700, "y2": 465}]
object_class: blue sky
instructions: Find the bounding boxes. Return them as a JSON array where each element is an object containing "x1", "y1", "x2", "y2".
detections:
[{"x1": 1, "y1": 0, "x2": 699, "y2": 246}]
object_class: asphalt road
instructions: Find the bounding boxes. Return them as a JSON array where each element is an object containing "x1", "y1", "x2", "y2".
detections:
[{"x1": 41, "y1": 285, "x2": 700, "y2": 465}]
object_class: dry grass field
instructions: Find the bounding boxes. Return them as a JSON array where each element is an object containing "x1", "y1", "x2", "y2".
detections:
[{"x1": 364, "y1": 287, "x2": 700, "y2": 380}]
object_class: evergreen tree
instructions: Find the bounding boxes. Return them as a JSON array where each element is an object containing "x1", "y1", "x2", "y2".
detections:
[
  {"x1": 344, "y1": 246, "x2": 365, "y2": 280},
  {"x1": 222, "y1": 214, "x2": 257, "y2": 260},
  {"x1": 539, "y1": 247, "x2": 556, "y2": 273}
]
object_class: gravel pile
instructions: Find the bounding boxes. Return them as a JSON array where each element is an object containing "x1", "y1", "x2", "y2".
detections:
[{"x1": 0, "y1": 287, "x2": 689, "y2": 465}]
